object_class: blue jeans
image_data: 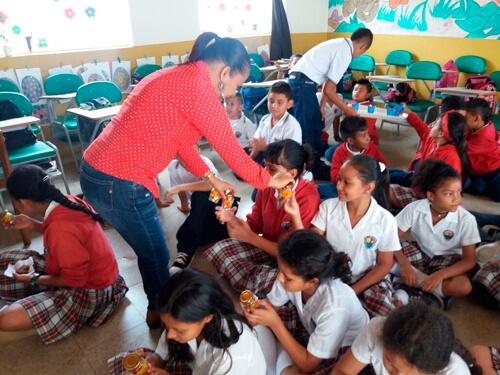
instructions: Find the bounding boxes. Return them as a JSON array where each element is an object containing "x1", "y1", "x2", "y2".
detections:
[
  {"x1": 289, "y1": 72, "x2": 323, "y2": 162},
  {"x1": 325, "y1": 143, "x2": 342, "y2": 163},
  {"x1": 467, "y1": 168, "x2": 500, "y2": 202},
  {"x1": 318, "y1": 183, "x2": 338, "y2": 200},
  {"x1": 389, "y1": 168, "x2": 415, "y2": 187},
  {"x1": 80, "y1": 160, "x2": 170, "y2": 310}
]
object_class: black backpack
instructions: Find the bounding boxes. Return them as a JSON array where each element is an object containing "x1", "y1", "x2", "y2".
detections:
[{"x1": 0, "y1": 100, "x2": 37, "y2": 150}]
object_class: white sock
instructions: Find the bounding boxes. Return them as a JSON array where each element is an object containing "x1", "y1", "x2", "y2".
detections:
[
  {"x1": 394, "y1": 289, "x2": 409, "y2": 305},
  {"x1": 253, "y1": 325, "x2": 278, "y2": 375},
  {"x1": 434, "y1": 282, "x2": 445, "y2": 298}
]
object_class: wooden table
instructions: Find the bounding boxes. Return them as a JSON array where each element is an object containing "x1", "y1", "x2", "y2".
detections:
[
  {"x1": 435, "y1": 87, "x2": 497, "y2": 97},
  {"x1": 0, "y1": 115, "x2": 41, "y2": 246},
  {"x1": 67, "y1": 105, "x2": 121, "y2": 149}
]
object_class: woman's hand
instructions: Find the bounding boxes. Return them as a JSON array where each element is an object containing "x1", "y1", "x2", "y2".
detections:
[
  {"x1": 268, "y1": 173, "x2": 295, "y2": 190},
  {"x1": 420, "y1": 272, "x2": 444, "y2": 292},
  {"x1": 209, "y1": 176, "x2": 235, "y2": 200},
  {"x1": 215, "y1": 206, "x2": 237, "y2": 224},
  {"x1": 241, "y1": 299, "x2": 281, "y2": 329},
  {"x1": 2, "y1": 214, "x2": 34, "y2": 231},
  {"x1": 401, "y1": 264, "x2": 417, "y2": 287},
  {"x1": 227, "y1": 217, "x2": 254, "y2": 243}
]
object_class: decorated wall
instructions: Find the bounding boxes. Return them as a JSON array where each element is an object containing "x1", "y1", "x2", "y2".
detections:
[{"x1": 328, "y1": 0, "x2": 500, "y2": 39}]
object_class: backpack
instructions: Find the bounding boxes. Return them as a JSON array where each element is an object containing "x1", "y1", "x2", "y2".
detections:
[
  {"x1": 0, "y1": 100, "x2": 37, "y2": 150},
  {"x1": 464, "y1": 75, "x2": 497, "y2": 114},
  {"x1": 337, "y1": 68, "x2": 353, "y2": 94},
  {"x1": 436, "y1": 60, "x2": 459, "y2": 89},
  {"x1": 385, "y1": 83, "x2": 417, "y2": 104}
]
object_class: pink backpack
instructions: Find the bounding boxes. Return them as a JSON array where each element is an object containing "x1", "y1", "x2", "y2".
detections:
[
  {"x1": 436, "y1": 60, "x2": 459, "y2": 89},
  {"x1": 464, "y1": 75, "x2": 497, "y2": 114}
]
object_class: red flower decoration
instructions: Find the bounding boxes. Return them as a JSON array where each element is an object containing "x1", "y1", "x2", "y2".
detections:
[
  {"x1": 0, "y1": 11, "x2": 8, "y2": 25},
  {"x1": 388, "y1": 0, "x2": 409, "y2": 9},
  {"x1": 65, "y1": 7, "x2": 76, "y2": 19}
]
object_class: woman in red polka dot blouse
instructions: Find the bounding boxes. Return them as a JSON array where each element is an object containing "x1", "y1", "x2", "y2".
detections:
[{"x1": 80, "y1": 32, "x2": 293, "y2": 327}]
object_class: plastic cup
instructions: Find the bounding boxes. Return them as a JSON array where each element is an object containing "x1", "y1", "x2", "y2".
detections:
[
  {"x1": 351, "y1": 103, "x2": 359, "y2": 111},
  {"x1": 368, "y1": 105, "x2": 375, "y2": 113}
]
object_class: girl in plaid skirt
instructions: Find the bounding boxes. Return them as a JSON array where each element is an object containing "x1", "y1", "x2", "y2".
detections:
[
  {"x1": 333, "y1": 302, "x2": 482, "y2": 375},
  {"x1": 0, "y1": 165, "x2": 127, "y2": 344},
  {"x1": 204, "y1": 139, "x2": 320, "y2": 293},
  {"x1": 393, "y1": 159, "x2": 480, "y2": 306},
  {"x1": 243, "y1": 230, "x2": 368, "y2": 375},
  {"x1": 108, "y1": 269, "x2": 266, "y2": 375}
]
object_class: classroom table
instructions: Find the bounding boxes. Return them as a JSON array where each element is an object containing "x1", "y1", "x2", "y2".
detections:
[
  {"x1": 0, "y1": 115, "x2": 42, "y2": 247},
  {"x1": 67, "y1": 105, "x2": 121, "y2": 149},
  {"x1": 434, "y1": 87, "x2": 497, "y2": 98},
  {"x1": 368, "y1": 75, "x2": 415, "y2": 84},
  {"x1": 39, "y1": 93, "x2": 77, "y2": 127},
  {"x1": 259, "y1": 64, "x2": 288, "y2": 72},
  {"x1": 352, "y1": 105, "x2": 409, "y2": 126}
]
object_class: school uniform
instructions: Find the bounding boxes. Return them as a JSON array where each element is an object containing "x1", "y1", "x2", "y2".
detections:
[
  {"x1": 311, "y1": 197, "x2": 401, "y2": 316},
  {"x1": 396, "y1": 199, "x2": 480, "y2": 277},
  {"x1": 230, "y1": 113, "x2": 256, "y2": 150},
  {"x1": 167, "y1": 155, "x2": 219, "y2": 199},
  {"x1": 254, "y1": 112, "x2": 302, "y2": 145},
  {"x1": 351, "y1": 317, "x2": 471, "y2": 375},
  {"x1": 204, "y1": 178, "x2": 320, "y2": 293},
  {"x1": 289, "y1": 38, "x2": 353, "y2": 159}
]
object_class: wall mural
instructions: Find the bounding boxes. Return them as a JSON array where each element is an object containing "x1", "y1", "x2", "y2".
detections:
[{"x1": 328, "y1": 0, "x2": 500, "y2": 39}]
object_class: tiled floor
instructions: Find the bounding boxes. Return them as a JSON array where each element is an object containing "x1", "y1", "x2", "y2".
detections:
[{"x1": 0, "y1": 122, "x2": 499, "y2": 374}]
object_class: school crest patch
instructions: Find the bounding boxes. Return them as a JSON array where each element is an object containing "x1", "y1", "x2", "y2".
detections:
[
  {"x1": 364, "y1": 236, "x2": 377, "y2": 249},
  {"x1": 281, "y1": 220, "x2": 292, "y2": 232},
  {"x1": 443, "y1": 230, "x2": 454, "y2": 241},
  {"x1": 234, "y1": 131, "x2": 242, "y2": 139}
]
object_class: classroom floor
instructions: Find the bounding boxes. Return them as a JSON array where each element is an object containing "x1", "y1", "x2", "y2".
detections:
[{"x1": 0, "y1": 122, "x2": 499, "y2": 375}]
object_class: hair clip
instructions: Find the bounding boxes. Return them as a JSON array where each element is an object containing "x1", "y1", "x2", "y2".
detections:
[
  {"x1": 42, "y1": 175, "x2": 50, "y2": 182},
  {"x1": 379, "y1": 162, "x2": 386, "y2": 172}
]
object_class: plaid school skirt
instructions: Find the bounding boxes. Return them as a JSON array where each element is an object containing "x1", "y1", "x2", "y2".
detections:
[
  {"x1": 204, "y1": 238, "x2": 278, "y2": 293},
  {"x1": 0, "y1": 249, "x2": 128, "y2": 345},
  {"x1": 391, "y1": 184, "x2": 419, "y2": 208},
  {"x1": 357, "y1": 274, "x2": 397, "y2": 317},
  {"x1": 472, "y1": 261, "x2": 500, "y2": 303},
  {"x1": 108, "y1": 348, "x2": 192, "y2": 375},
  {"x1": 277, "y1": 302, "x2": 349, "y2": 375},
  {"x1": 401, "y1": 241, "x2": 462, "y2": 275},
  {"x1": 491, "y1": 346, "x2": 500, "y2": 373}
]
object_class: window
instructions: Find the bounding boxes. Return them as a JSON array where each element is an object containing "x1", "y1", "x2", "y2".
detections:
[
  {"x1": 0, "y1": 0, "x2": 132, "y2": 56},
  {"x1": 198, "y1": 0, "x2": 272, "y2": 37}
]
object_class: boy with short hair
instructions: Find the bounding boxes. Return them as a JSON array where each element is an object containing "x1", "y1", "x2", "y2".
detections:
[
  {"x1": 464, "y1": 98, "x2": 500, "y2": 202},
  {"x1": 249, "y1": 81, "x2": 302, "y2": 160},
  {"x1": 225, "y1": 92, "x2": 256, "y2": 153},
  {"x1": 318, "y1": 116, "x2": 387, "y2": 200}
]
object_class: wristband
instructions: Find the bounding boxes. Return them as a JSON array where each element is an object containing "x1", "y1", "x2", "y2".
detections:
[
  {"x1": 203, "y1": 170, "x2": 215, "y2": 182},
  {"x1": 30, "y1": 273, "x2": 41, "y2": 286}
]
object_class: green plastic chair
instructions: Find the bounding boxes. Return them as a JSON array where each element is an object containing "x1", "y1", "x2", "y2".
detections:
[
  {"x1": 44, "y1": 73, "x2": 84, "y2": 170},
  {"x1": 488, "y1": 70, "x2": 500, "y2": 132},
  {"x1": 455, "y1": 55, "x2": 487, "y2": 75},
  {"x1": 373, "y1": 50, "x2": 413, "y2": 95},
  {"x1": 133, "y1": 64, "x2": 162, "y2": 79},
  {"x1": 343, "y1": 54, "x2": 376, "y2": 101},
  {"x1": 247, "y1": 64, "x2": 264, "y2": 83},
  {"x1": 248, "y1": 53, "x2": 264, "y2": 68},
  {"x1": 75, "y1": 81, "x2": 122, "y2": 105},
  {"x1": 0, "y1": 92, "x2": 70, "y2": 194}
]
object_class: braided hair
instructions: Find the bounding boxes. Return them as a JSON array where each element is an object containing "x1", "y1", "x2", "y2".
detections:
[{"x1": 6, "y1": 165, "x2": 104, "y2": 224}]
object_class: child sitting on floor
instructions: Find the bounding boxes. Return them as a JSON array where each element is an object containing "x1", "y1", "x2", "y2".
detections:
[
  {"x1": 225, "y1": 92, "x2": 256, "y2": 154},
  {"x1": 108, "y1": 269, "x2": 265, "y2": 375},
  {"x1": 245, "y1": 230, "x2": 369, "y2": 375},
  {"x1": 249, "y1": 81, "x2": 302, "y2": 162},
  {"x1": 318, "y1": 116, "x2": 387, "y2": 200},
  {"x1": 393, "y1": 159, "x2": 480, "y2": 309},
  {"x1": 332, "y1": 302, "x2": 481, "y2": 375},
  {"x1": 204, "y1": 139, "x2": 320, "y2": 294},
  {"x1": 464, "y1": 98, "x2": 500, "y2": 202}
]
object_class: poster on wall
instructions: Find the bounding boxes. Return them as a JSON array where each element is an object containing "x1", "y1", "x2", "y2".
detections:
[
  {"x1": 327, "y1": 0, "x2": 500, "y2": 39},
  {"x1": 0, "y1": 69, "x2": 21, "y2": 90},
  {"x1": 112, "y1": 60, "x2": 131, "y2": 93},
  {"x1": 48, "y1": 65, "x2": 73, "y2": 76},
  {"x1": 162, "y1": 55, "x2": 179, "y2": 68},
  {"x1": 80, "y1": 62, "x2": 111, "y2": 83},
  {"x1": 15, "y1": 67, "x2": 49, "y2": 124}
]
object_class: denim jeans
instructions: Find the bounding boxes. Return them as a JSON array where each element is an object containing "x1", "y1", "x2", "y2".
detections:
[
  {"x1": 467, "y1": 168, "x2": 500, "y2": 202},
  {"x1": 317, "y1": 183, "x2": 338, "y2": 200},
  {"x1": 80, "y1": 160, "x2": 170, "y2": 310},
  {"x1": 288, "y1": 72, "x2": 323, "y2": 162},
  {"x1": 389, "y1": 168, "x2": 415, "y2": 187},
  {"x1": 325, "y1": 143, "x2": 342, "y2": 163}
]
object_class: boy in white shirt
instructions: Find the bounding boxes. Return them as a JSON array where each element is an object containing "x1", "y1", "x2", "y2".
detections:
[
  {"x1": 249, "y1": 81, "x2": 302, "y2": 161},
  {"x1": 225, "y1": 92, "x2": 256, "y2": 153}
]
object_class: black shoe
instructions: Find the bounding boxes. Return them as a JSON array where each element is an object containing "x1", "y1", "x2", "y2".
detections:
[
  {"x1": 394, "y1": 283, "x2": 444, "y2": 310},
  {"x1": 171, "y1": 252, "x2": 192, "y2": 269}
]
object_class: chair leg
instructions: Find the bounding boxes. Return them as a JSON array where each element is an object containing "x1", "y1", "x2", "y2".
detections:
[
  {"x1": 63, "y1": 126, "x2": 80, "y2": 171},
  {"x1": 47, "y1": 141, "x2": 71, "y2": 194}
]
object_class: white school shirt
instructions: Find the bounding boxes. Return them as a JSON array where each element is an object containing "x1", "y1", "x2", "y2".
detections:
[
  {"x1": 155, "y1": 319, "x2": 266, "y2": 375},
  {"x1": 253, "y1": 112, "x2": 302, "y2": 145},
  {"x1": 351, "y1": 317, "x2": 471, "y2": 375},
  {"x1": 291, "y1": 38, "x2": 353, "y2": 86},
  {"x1": 267, "y1": 278, "x2": 369, "y2": 359},
  {"x1": 230, "y1": 113, "x2": 256, "y2": 148},
  {"x1": 167, "y1": 155, "x2": 219, "y2": 199},
  {"x1": 396, "y1": 199, "x2": 480, "y2": 258},
  {"x1": 311, "y1": 197, "x2": 401, "y2": 280}
]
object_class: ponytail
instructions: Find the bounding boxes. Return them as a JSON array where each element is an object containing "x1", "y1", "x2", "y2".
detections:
[
  {"x1": 6, "y1": 165, "x2": 105, "y2": 224},
  {"x1": 187, "y1": 31, "x2": 250, "y2": 76},
  {"x1": 441, "y1": 111, "x2": 469, "y2": 181},
  {"x1": 264, "y1": 139, "x2": 314, "y2": 179}
]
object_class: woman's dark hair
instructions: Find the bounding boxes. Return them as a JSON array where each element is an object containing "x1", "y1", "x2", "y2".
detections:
[
  {"x1": 412, "y1": 158, "x2": 461, "y2": 195},
  {"x1": 6, "y1": 165, "x2": 104, "y2": 224},
  {"x1": 188, "y1": 31, "x2": 250, "y2": 76},
  {"x1": 264, "y1": 139, "x2": 314, "y2": 179},
  {"x1": 439, "y1": 111, "x2": 469, "y2": 181},
  {"x1": 344, "y1": 154, "x2": 390, "y2": 210},
  {"x1": 157, "y1": 269, "x2": 249, "y2": 372},
  {"x1": 382, "y1": 302, "x2": 482, "y2": 375},
  {"x1": 278, "y1": 230, "x2": 352, "y2": 284}
]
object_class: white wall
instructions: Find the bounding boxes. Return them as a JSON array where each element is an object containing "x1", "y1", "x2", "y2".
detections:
[{"x1": 283, "y1": 0, "x2": 328, "y2": 33}]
